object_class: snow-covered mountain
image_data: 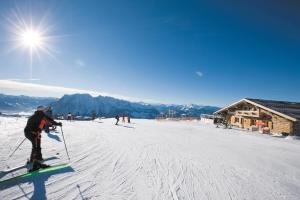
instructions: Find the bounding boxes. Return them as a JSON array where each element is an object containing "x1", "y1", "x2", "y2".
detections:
[
  {"x1": 154, "y1": 104, "x2": 219, "y2": 117},
  {"x1": 0, "y1": 93, "x2": 219, "y2": 118},
  {"x1": 51, "y1": 94, "x2": 160, "y2": 119},
  {"x1": 51, "y1": 94, "x2": 219, "y2": 118},
  {"x1": 0, "y1": 94, "x2": 57, "y2": 113}
]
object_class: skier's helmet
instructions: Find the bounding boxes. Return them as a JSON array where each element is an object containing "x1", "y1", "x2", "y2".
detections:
[{"x1": 36, "y1": 105, "x2": 47, "y2": 112}]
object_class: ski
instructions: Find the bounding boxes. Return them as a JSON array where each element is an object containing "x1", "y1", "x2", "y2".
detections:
[
  {"x1": 0, "y1": 156, "x2": 59, "y2": 179},
  {"x1": 0, "y1": 163, "x2": 69, "y2": 185}
]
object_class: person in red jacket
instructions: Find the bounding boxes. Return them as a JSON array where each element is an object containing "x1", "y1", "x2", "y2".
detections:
[
  {"x1": 24, "y1": 105, "x2": 62, "y2": 171},
  {"x1": 122, "y1": 113, "x2": 125, "y2": 123}
]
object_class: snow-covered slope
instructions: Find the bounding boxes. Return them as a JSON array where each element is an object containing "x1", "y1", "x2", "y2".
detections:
[{"x1": 1, "y1": 117, "x2": 300, "y2": 199}]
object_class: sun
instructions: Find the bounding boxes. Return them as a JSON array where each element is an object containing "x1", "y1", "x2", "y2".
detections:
[
  {"x1": 5, "y1": 10, "x2": 58, "y2": 58},
  {"x1": 5, "y1": 8, "x2": 65, "y2": 80},
  {"x1": 20, "y1": 29, "x2": 43, "y2": 49}
]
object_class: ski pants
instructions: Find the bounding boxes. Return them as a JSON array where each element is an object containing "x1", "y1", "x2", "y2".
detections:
[
  {"x1": 25, "y1": 130, "x2": 41, "y2": 149},
  {"x1": 25, "y1": 130, "x2": 42, "y2": 161}
]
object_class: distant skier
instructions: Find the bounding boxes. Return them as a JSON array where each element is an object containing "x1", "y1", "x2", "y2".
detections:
[
  {"x1": 115, "y1": 115, "x2": 120, "y2": 125},
  {"x1": 67, "y1": 113, "x2": 72, "y2": 121},
  {"x1": 127, "y1": 116, "x2": 131, "y2": 123},
  {"x1": 24, "y1": 105, "x2": 62, "y2": 171},
  {"x1": 122, "y1": 113, "x2": 125, "y2": 123}
]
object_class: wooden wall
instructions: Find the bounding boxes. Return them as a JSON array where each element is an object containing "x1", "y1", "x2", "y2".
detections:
[
  {"x1": 293, "y1": 121, "x2": 300, "y2": 136},
  {"x1": 271, "y1": 115, "x2": 293, "y2": 134},
  {"x1": 260, "y1": 109, "x2": 293, "y2": 135}
]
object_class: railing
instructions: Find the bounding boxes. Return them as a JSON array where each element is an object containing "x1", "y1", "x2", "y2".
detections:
[{"x1": 235, "y1": 110, "x2": 260, "y2": 117}]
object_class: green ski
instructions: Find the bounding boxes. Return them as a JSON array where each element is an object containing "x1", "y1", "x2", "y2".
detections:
[{"x1": 0, "y1": 163, "x2": 69, "y2": 185}]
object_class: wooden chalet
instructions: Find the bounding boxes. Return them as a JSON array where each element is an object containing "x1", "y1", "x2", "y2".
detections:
[{"x1": 214, "y1": 98, "x2": 300, "y2": 136}]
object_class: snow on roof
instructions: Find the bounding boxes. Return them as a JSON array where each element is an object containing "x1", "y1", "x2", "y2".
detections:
[{"x1": 246, "y1": 98, "x2": 300, "y2": 121}]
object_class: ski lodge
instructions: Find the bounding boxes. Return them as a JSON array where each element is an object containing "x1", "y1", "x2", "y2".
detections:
[{"x1": 214, "y1": 98, "x2": 300, "y2": 136}]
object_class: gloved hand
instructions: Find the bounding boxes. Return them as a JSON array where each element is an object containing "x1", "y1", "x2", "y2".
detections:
[{"x1": 57, "y1": 122, "x2": 63, "y2": 127}]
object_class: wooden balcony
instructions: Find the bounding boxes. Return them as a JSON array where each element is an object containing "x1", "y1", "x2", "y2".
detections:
[{"x1": 235, "y1": 110, "x2": 260, "y2": 118}]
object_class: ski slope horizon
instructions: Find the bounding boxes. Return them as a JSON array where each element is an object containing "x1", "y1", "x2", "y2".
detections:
[{"x1": 1, "y1": 116, "x2": 300, "y2": 199}]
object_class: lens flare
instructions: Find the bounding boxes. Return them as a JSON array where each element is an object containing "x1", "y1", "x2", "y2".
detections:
[
  {"x1": 21, "y1": 29, "x2": 42, "y2": 48},
  {"x1": 4, "y1": 8, "x2": 66, "y2": 80}
]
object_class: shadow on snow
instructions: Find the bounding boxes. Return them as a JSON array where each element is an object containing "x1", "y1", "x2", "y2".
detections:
[
  {"x1": 47, "y1": 131, "x2": 62, "y2": 142},
  {"x1": 0, "y1": 166, "x2": 74, "y2": 200},
  {"x1": 115, "y1": 124, "x2": 135, "y2": 129}
]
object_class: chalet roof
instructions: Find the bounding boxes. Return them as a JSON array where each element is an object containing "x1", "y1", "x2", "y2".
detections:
[
  {"x1": 246, "y1": 98, "x2": 300, "y2": 121},
  {"x1": 214, "y1": 98, "x2": 300, "y2": 121}
]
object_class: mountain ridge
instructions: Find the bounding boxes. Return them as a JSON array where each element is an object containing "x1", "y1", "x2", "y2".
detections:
[
  {"x1": 0, "y1": 93, "x2": 219, "y2": 118},
  {"x1": 0, "y1": 93, "x2": 57, "y2": 113},
  {"x1": 51, "y1": 93, "x2": 219, "y2": 119}
]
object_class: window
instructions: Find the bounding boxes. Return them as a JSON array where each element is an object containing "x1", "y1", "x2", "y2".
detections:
[{"x1": 235, "y1": 117, "x2": 239, "y2": 123}]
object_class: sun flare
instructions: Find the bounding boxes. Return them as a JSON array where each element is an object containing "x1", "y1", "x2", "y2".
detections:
[
  {"x1": 5, "y1": 9, "x2": 61, "y2": 60},
  {"x1": 4, "y1": 8, "x2": 64, "y2": 80},
  {"x1": 20, "y1": 29, "x2": 43, "y2": 49}
]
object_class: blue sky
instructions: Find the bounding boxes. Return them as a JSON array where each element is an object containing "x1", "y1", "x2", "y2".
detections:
[{"x1": 0, "y1": 0, "x2": 299, "y2": 106}]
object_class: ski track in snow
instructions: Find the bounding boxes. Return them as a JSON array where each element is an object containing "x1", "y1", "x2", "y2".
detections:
[{"x1": 0, "y1": 116, "x2": 300, "y2": 200}]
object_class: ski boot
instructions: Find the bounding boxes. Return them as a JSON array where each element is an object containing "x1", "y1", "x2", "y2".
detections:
[
  {"x1": 36, "y1": 148, "x2": 44, "y2": 161},
  {"x1": 28, "y1": 149, "x2": 43, "y2": 164},
  {"x1": 29, "y1": 160, "x2": 50, "y2": 172}
]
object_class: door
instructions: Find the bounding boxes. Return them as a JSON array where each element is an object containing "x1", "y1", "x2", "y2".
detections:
[{"x1": 240, "y1": 118, "x2": 244, "y2": 128}]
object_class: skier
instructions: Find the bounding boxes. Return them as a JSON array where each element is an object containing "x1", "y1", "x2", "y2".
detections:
[
  {"x1": 24, "y1": 105, "x2": 62, "y2": 171},
  {"x1": 67, "y1": 113, "x2": 72, "y2": 121},
  {"x1": 122, "y1": 113, "x2": 125, "y2": 123},
  {"x1": 115, "y1": 115, "x2": 120, "y2": 125},
  {"x1": 127, "y1": 116, "x2": 131, "y2": 123}
]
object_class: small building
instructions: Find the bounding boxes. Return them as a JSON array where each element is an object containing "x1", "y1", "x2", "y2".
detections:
[
  {"x1": 200, "y1": 114, "x2": 214, "y2": 124},
  {"x1": 214, "y1": 98, "x2": 300, "y2": 136}
]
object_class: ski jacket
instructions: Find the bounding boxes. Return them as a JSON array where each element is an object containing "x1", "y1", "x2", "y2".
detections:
[{"x1": 24, "y1": 111, "x2": 60, "y2": 133}]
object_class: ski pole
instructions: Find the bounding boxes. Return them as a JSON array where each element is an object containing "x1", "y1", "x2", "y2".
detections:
[
  {"x1": 60, "y1": 126, "x2": 70, "y2": 161},
  {"x1": 8, "y1": 138, "x2": 26, "y2": 158}
]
